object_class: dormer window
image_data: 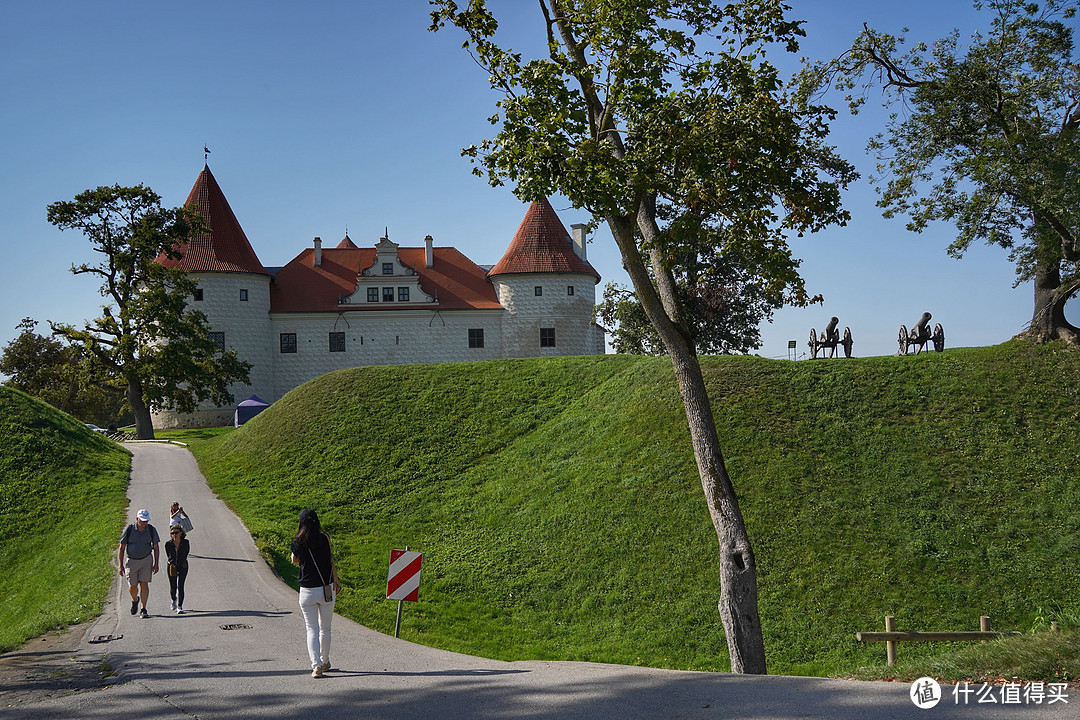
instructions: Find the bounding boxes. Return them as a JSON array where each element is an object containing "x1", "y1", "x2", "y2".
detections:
[{"x1": 382, "y1": 263, "x2": 394, "y2": 275}]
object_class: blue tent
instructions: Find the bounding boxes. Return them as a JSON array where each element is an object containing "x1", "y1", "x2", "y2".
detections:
[{"x1": 233, "y1": 395, "x2": 270, "y2": 427}]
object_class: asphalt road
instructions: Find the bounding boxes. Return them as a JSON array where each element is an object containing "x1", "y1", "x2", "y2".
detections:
[{"x1": 7, "y1": 442, "x2": 1073, "y2": 719}]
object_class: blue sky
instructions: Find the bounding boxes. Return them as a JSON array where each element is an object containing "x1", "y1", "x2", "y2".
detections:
[{"x1": 1, "y1": 1, "x2": 1073, "y2": 363}]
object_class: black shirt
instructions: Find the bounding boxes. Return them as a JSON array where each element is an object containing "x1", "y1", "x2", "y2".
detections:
[{"x1": 291, "y1": 534, "x2": 334, "y2": 588}]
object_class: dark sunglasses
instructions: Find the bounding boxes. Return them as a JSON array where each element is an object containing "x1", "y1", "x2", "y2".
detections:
[{"x1": 170, "y1": 531, "x2": 181, "y2": 535}]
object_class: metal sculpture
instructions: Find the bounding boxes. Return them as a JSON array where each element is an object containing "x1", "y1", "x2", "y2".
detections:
[
  {"x1": 898, "y1": 312, "x2": 945, "y2": 355},
  {"x1": 809, "y1": 316, "x2": 854, "y2": 359}
]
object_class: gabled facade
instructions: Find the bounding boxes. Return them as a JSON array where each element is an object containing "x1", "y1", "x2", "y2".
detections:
[{"x1": 152, "y1": 166, "x2": 605, "y2": 428}]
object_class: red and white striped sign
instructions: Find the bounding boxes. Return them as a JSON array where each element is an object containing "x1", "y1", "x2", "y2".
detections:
[{"x1": 386, "y1": 549, "x2": 422, "y2": 602}]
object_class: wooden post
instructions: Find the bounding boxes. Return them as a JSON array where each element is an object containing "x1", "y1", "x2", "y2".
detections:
[
  {"x1": 885, "y1": 616, "x2": 897, "y2": 667},
  {"x1": 980, "y1": 616, "x2": 990, "y2": 632}
]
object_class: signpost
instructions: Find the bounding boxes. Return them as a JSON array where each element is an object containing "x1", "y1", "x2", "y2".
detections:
[{"x1": 386, "y1": 547, "x2": 422, "y2": 637}]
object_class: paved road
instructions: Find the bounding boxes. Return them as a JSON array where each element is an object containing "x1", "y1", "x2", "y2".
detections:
[{"x1": 7, "y1": 443, "x2": 1072, "y2": 719}]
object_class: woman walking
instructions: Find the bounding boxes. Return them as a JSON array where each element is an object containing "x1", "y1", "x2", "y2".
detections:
[
  {"x1": 290, "y1": 509, "x2": 341, "y2": 678},
  {"x1": 165, "y1": 523, "x2": 190, "y2": 613}
]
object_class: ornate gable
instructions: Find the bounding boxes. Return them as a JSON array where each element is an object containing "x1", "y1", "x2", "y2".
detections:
[{"x1": 340, "y1": 238, "x2": 437, "y2": 306}]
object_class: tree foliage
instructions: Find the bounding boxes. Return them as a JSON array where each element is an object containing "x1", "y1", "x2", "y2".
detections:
[
  {"x1": 46, "y1": 185, "x2": 251, "y2": 439},
  {"x1": 800, "y1": 0, "x2": 1080, "y2": 343},
  {"x1": 431, "y1": 0, "x2": 854, "y2": 673},
  {"x1": 598, "y1": 245, "x2": 784, "y2": 355},
  {"x1": 0, "y1": 318, "x2": 130, "y2": 426}
]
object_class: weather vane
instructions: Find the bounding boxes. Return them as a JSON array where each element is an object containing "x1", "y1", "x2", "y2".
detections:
[{"x1": 204, "y1": 145, "x2": 211, "y2": 161}]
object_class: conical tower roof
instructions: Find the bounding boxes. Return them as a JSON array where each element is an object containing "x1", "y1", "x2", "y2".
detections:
[
  {"x1": 156, "y1": 165, "x2": 269, "y2": 275},
  {"x1": 488, "y1": 198, "x2": 599, "y2": 280},
  {"x1": 336, "y1": 234, "x2": 358, "y2": 249}
]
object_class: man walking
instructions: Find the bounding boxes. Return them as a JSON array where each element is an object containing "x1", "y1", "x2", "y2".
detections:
[{"x1": 118, "y1": 509, "x2": 160, "y2": 618}]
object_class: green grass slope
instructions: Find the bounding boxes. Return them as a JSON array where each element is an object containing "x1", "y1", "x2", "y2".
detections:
[
  {"x1": 0, "y1": 386, "x2": 131, "y2": 652},
  {"x1": 189, "y1": 342, "x2": 1080, "y2": 677}
]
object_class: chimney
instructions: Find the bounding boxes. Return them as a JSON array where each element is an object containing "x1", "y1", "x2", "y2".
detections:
[
  {"x1": 424, "y1": 235, "x2": 434, "y2": 268},
  {"x1": 313, "y1": 237, "x2": 322, "y2": 267},
  {"x1": 570, "y1": 224, "x2": 588, "y2": 262}
]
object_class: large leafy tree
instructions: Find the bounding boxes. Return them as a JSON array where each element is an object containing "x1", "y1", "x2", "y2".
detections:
[
  {"x1": 0, "y1": 317, "x2": 130, "y2": 426},
  {"x1": 801, "y1": 0, "x2": 1080, "y2": 344},
  {"x1": 47, "y1": 185, "x2": 251, "y2": 439},
  {"x1": 431, "y1": 0, "x2": 854, "y2": 673},
  {"x1": 598, "y1": 244, "x2": 796, "y2": 355}
]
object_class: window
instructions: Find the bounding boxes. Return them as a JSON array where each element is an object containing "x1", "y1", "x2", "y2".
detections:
[
  {"x1": 567, "y1": 285, "x2": 574, "y2": 296},
  {"x1": 382, "y1": 262, "x2": 394, "y2": 275},
  {"x1": 280, "y1": 333, "x2": 297, "y2": 353},
  {"x1": 468, "y1": 328, "x2": 485, "y2": 348},
  {"x1": 193, "y1": 289, "x2": 204, "y2": 301},
  {"x1": 534, "y1": 286, "x2": 543, "y2": 296},
  {"x1": 208, "y1": 332, "x2": 225, "y2": 352},
  {"x1": 240, "y1": 289, "x2": 248, "y2": 301},
  {"x1": 398, "y1": 287, "x2": 410, "y2": 302},
  {"x1": 540, "y1": 328, "x2": 556, "y2": 347},
  {"x1": 367, "y1": 287, "x2": 379, "y2": 302},
  {"x1": 329, "y1": 332, "x2": 345, "y2": 352},
  {"x1": 383, "y1": 287, "x2": 395, "y2": 302}
]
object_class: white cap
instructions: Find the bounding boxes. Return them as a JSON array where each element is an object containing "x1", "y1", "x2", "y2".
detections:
[{"x1": 136, "y1": 509, "x2": 150, "y2": 522}]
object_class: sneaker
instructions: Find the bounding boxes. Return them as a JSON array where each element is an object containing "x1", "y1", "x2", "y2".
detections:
[
  {"x1": 321, "y1": 662, "x2": 331, "y2": 673},
  {"x1": 140, "y1": 608, "x2": 149, "y2": 618},
  {"x1": 311, "y1": 665, "x2": 324, "y2": 678},
  {"x1": 130, "y1": 600, "x2": 139, "y2": 615},
  {"x1": 176, "y1": 607, "x2": 184, "y2": 614},
  {"x1": 170, "y1": 600, "x2": 177, "y2": 611}
]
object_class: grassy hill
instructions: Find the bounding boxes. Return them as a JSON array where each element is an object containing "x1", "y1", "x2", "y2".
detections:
[
  {"x1": 0, "y1": 386, "x2": 130, "y2": 653},
  {"x1": 187, "y1": 342, "x2": 1080, "y2": 677}
]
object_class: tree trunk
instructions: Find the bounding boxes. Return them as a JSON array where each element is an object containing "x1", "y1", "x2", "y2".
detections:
[
  {"x1": 606, "y1": 211, "x2": 767, "y2": 674},
  {"x1": 1025, "y1": 261, "x2": 1080, "y2": 346},
  {"x1": 126, "y1": 377, "x2": 155, "y2": 440}
]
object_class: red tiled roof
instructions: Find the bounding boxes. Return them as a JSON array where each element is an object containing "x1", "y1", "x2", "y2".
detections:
[
  {"x1": 335, "y1": 234, "x2": 358, "y2": 249},
  {"x1": 270, "y1": 245, "x2": 501, "y2": 313},
  {"x1": 156, "y1": 165, "x2": 269, "y2": 275},
  {"x1": 487, "y1": 198, "x2": 599, "y2": 280}
]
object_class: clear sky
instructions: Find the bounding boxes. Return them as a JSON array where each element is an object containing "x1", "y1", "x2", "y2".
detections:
[{"x1": 1, "y1": 1, "x2": 1074, "y2": 364}]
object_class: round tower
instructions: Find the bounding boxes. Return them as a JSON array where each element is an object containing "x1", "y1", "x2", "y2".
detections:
[
  {"x1": 488, "y1": 198, "x2": 603, "y2": 358},
  {"x1": 152, "y1": 165, "x2": 273, "y2": 428}
]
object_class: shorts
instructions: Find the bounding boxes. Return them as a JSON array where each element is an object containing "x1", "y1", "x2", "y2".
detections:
[{"x1": 126, "y1": 553, "x2": 154, "y2": 585}]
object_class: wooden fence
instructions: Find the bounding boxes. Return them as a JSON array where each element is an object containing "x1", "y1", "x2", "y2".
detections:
[{"x1": 856, "y1": 615, "x2": 1021, "y2": 666}]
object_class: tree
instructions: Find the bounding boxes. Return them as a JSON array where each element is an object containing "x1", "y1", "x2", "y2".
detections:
[
  {"x1": 597, "y1": 244, "x2": 795, "y2": 355},
  {"x1": 801, "y1": 0, "x2": 1080, "y2": 344},
  {"x1": 0, "y1": 318, "x2": 131, "y2": 426},
  {"x1": 431, "y1": 0, "x2": 854, "y2": 673},
  {"x1": 47, "y1": 185, "x2": 251, "y2": 439}
]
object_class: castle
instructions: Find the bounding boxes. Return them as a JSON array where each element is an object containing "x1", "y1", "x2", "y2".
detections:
[{"x1": 151, "y1": 166, "x2": 605, "y2": 428}]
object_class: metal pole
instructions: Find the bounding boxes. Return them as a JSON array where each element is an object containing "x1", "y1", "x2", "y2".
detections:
[{"x1": 393, "y1": 545, "x2": 408, "y2": 638}]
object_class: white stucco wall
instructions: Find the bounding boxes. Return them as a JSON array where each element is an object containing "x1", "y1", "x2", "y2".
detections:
[
  {"x1": 491, "y1": 273, "x2": 599, "y2": 358},
  {"x1": 151, "y1": 272, "x2": 272, "y2": 429},
  {"x1": 269, "y1": 308, "x2": 505, "y2": 399},
  {"x1": 153, "y1": 270, "x2": 604, "y2": 429}
]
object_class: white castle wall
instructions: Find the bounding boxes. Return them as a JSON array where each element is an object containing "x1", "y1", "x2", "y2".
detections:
[
  {"x1": 492, "y1": 273, "x2": 599, "y2": 358},
  {"x1": 153, "y1": 270, "x2": 604, "y2": 429},
  {"x1": 269, "y1": 308, "x2": 504, "y2": 398},
  {"x1": 152, "y1": 272, "x2": 272, "y2": 429}
]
